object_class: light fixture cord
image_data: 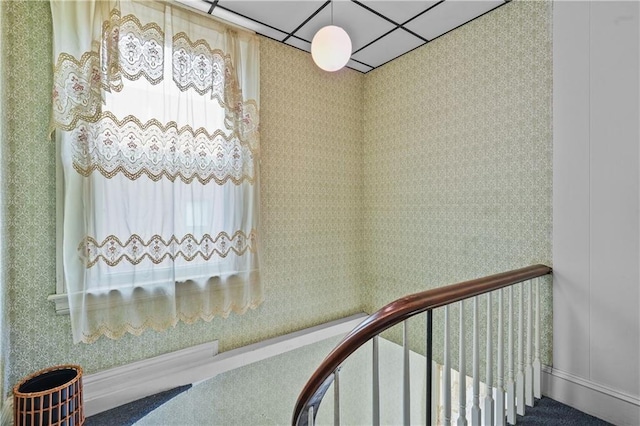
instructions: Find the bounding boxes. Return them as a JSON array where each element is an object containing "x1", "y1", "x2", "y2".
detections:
[{"x1": 331, "y1": 0, "x2": 333, "y2": 25}]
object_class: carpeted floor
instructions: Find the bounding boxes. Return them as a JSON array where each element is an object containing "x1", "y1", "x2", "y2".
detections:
[
  {"x1": 516, "y1": 397, "x2": 612, "y2": 426},
  {"x1": 87, "y1": 389, "x2": 612, "y2": 426}
]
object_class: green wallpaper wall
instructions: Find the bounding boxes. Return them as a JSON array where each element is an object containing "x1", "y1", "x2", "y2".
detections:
[
  {"x1": 2, "y1": 1, "x2": 365, "y2": 391},
  {"x1": 0, "y1": 0, "x2": 8, "y2": 410},
  {"x1": 362, "y1": 0, "x2": 552, "y2": 364},
  {"x1": 1, "y1": 0, "x2": 552, "y2": 399}
]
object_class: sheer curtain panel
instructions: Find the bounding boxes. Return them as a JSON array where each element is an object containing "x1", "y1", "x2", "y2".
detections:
[{"x1": 50, "y1": 0, "x2": 262, "y2": 343}]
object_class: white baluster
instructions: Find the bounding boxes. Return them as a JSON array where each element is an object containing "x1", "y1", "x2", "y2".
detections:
[
  {"x1": 525, "y1": 281, "x2": 534, "y2": 407},
  {"x1": 496, "y1": 289, "x2": 505, "y2": 426},
  {"x1": 334, "y1": 368, "x2": 341, "y2": 426},
  {"x1": 471, "y1": 297, "x2": 481, "y2": 425},
  {"x1": 516, "y1": 284, "x2": 525, "y2": 416},
  {"x1": 484, "y1": 293, "x2": 494, "y2": 426},
  {"x1": 533, "y1": 278, "x2": 542, "y2": 399},
  {"x1": 506, "y1": 287, "x2": 516, "y2": 425},
  {"x1": 373, "y1": 336, "x2": 380, "y2": 426},
  {"x1": 434, "y1": 364, "x2": 442, "y2": 426},
  {"x1": 458, "y1": 300, "x2": 468, "y2": 426},
  {"x1": 444, "y1": 305, "x2": 452, "y2": 426},
  {"x1": 404, "y1": 321, "x2": 410, "y2": 426},
  {"x1": 308, "y1": 405, "x2": 314, "y2": 426}
]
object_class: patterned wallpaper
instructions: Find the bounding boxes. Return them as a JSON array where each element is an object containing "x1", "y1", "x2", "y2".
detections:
[
  {"x1": 0, "y1": 0, "x2": 8, "y2": 409},
  {"x1": 2, "y1": 1, "x2": 364, "y2": 390},
  {"x1": 362, "y1": 0, "x2": 553, "y2": 365},
  {"x1": 1, "y1": 0, "x2": 552, "y2": 398}
]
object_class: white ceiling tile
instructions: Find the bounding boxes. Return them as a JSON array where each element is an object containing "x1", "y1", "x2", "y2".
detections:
[
  {"x1": 346, "y1": 60, "x2": 373, "y2": 73},
  {"x1": 358, "y1": 1, "x2": 439, "y2": 25},
  {"x1": 217, "y1": 1, "x2": 326, "y2": 34},
  {"x1": 351, "y1": 28, "x2": 424, "y2": 68},
  {"x1": 285, "y1": 37, "x2": 312, "y2": 52},
  {"x1": 405, "y1": 0, "x2": 504, "y2": 41},
  {"x1": 211, "y1": 7, "x2": 289, "y2": 40},
  {"x1": 180, "y1": 0, "x2": 508, "y2": 72},
  {"x1": 294, "y1": 0, "x2": 396, "y2": 52}
]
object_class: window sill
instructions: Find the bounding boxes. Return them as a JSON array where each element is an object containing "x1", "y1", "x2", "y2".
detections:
[{"x1": 48, "y1": 293, "x2": 70, "y2": 315}]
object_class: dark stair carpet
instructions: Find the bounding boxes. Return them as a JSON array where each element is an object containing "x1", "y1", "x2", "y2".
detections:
[
  {"x1": 85, "y1": 384, "x2": 191, "y2": 426},
  {"x1": 516, "y1": 397, "x2": 612, "y2": 425},
  {"x1": 86, "y1": 386, "x2": 613, "y2": 425}
]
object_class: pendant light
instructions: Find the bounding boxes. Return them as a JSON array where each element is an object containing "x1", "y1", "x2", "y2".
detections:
[{"x1": 311, "y1": 1, "x2": 352, "y2": 72}]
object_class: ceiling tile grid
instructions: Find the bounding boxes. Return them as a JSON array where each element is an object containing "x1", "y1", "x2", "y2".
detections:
[{"x1": 183, "y1": 0, "x2": 510, "y2": 73}]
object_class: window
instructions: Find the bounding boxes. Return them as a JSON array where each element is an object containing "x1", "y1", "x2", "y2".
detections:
[{"x1": 49, "y1": 0, "x2": 262, "y2": 343}]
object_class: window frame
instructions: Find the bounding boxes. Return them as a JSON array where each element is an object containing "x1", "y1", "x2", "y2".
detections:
[
  {"x1": 47, "y1": 2, "x2": 261, "y2": 321},
  {"x1": 49, "y1": 135, "x2": 69, "y2": 314},
  {"x1": 48, "y1": 123, "x2": 232, "y2": 315}
]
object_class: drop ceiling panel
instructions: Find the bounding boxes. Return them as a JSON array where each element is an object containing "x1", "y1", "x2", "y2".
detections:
[
  {"x1": 405, "y1": 0, "x2": 504, "y2": 41},
  {"x1": 352, "y1": 28, "x2": 425, "y2": 68},
  {"x1": 185, "y1": 0, "x2": 510, "y2": 73},
  {"x1": 217, "y1": 1, "x2": 327, "y2": 35},
  {"x1": 285, "y1": 36, "x2": 312, "y2": 52},
  {"x1": 358, "y1": 0, "x2": 440, "y2": 25},
  {"x1": 346, "y1": 59, "x2": 373, "y2": 73},
  {"x1": 294, "y1": 0, "x2": 396, "y2": 51}
]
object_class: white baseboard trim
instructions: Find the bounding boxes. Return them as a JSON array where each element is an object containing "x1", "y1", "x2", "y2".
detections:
[
  {"x1": 84, "y1": 313, "x2": 366, "y2": 417},
  {"x1": 84, "y1": 340, "x2": 219, "y2": 417},
  {"x1": 190, "y1": 313, "x2": 367, "y2": 386},
  {"x1": 542, "y1": 365, "x2": 640, "y2": 426}
]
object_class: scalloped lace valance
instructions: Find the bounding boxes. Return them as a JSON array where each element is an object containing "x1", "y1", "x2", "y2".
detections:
[{"x1": 51, "y1": 0, "x2": 262, "y2": 343}]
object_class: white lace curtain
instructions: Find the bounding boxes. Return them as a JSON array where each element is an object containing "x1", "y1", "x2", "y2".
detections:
[{"x1": 50, "y1": 0, "x2": 262, "y2": 343}]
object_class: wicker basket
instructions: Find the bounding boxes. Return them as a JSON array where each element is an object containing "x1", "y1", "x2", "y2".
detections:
[{"x1": 13, "y1": 365, "x2": 84, "y2": 426}]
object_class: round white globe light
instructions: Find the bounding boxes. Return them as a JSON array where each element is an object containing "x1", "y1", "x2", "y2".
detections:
[{"x1": 311, "y1": 25, "x2": 352, "y2": 72}]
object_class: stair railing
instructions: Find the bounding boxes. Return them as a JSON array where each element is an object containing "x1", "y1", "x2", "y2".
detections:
[{"x1": 292, "y1": 264, "x2": 552, "y2": 426}]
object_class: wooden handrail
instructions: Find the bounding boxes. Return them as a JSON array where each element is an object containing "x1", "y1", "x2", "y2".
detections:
[{"x1": 292, "y1": 264, "x2": 552, "y2": 425}]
